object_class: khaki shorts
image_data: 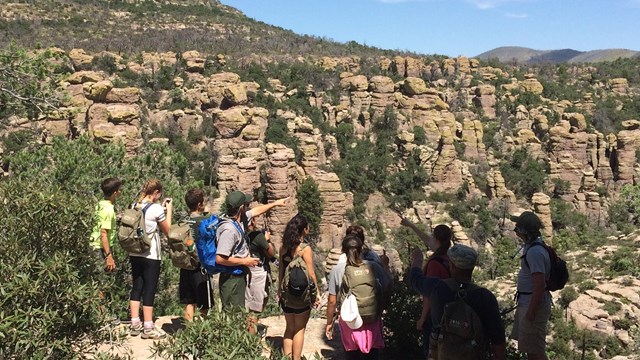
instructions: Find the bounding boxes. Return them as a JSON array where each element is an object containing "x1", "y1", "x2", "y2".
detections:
[
  {"x1": 219, "y1": 272, "x2": 246, "y2": 310},
  {"x1": 245, "y1": 266, "x2": 269, "y2": 312},
  {"x1": 510, "y1": 302, "x2": 551, "y2": 354}
]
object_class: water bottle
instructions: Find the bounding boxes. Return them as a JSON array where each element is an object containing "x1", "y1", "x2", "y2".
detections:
[{"x1": 186, "y1": 238, "x2": 195, "y2": 252}]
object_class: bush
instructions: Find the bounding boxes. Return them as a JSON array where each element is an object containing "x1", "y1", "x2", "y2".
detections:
[
  {"x1": 499, "y1": 148, "x2": 548, "y2": 199},
  {"x1": 383, "y1": 279, "x2": 423, "y2": 359},
  {"x1": 0, "y1": 179, "x2": 106, "y2": 358},
  {"x1": 265, "y1": 117, "x2": 301, "y2": 161},
  {"x1": 151, "y1": 311, "x2": 265, "y2": 359}
]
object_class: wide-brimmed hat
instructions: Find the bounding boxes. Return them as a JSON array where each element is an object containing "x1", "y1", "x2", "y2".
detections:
[{"x1": 340, "y1": 294, "x2": 363, "y2": 330}]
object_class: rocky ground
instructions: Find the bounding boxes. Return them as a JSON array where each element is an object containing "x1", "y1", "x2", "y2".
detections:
[{"x1": 97, "y1": 315, "x2": 346, "y2": 359}]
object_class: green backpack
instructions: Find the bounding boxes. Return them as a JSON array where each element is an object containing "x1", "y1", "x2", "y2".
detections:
[
  {"x1": 118, "y1": 203, "x2": 152, "y2": 254},
  {"x1": 282, "y1": 243, "x2": 315, "y2": 310},
  {"x1": 340, "y1": 261, "x2": 381, "y2": 324},
  {"x1": 433, "y1": 279, "x2": 488, "y2": 360},
  {"x1": 167, "y1": 218, "x2": 199, "y2": 270}
]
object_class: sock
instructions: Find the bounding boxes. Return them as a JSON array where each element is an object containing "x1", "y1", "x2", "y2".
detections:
[
  {"x1": 131, "y1": 317, "x2": 141, "y2": 325},
  {"x1": 144, "y1": 321, "x2": 154, "y2": 330}
]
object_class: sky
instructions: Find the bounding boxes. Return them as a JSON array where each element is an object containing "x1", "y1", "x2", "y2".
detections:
[{"x1": 219, "y1": 0, "x2": 640, "y2": 57}]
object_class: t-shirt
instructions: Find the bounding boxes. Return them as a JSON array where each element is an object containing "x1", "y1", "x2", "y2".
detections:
[
  {"x1": 424, "y1": 255, "x2": 450, "y2": 279},
  {"x1": 90, "y1": 199, "x2": 116, "y2": 250},
  {"x1": 248, "y1": 230, "x2": 270, "y2": 270},
  {"x1": 516, "y1": 238, "x2": 552, "y2": 306},
  {"x1": 328, "y1": 260, "x2": 390, "y2": 296},
  {"x1": 408, "y1": 267, "x2": 505, "y2": 347},
  {"x1": 129, "y1": 202, "x2": 166, "y2": 261}
]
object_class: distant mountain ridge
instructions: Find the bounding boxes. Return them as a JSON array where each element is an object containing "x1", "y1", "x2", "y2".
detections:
[{"x1": 476, "y1": 46, "x2": 640, "y2": 64}]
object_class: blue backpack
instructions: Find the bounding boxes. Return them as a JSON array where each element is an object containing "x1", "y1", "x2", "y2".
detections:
[{"x1": 195, "y1": 214, "x2": 244, "y2": 275}]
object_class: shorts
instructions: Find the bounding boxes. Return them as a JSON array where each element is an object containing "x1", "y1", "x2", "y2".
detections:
[
  {"x1": 179, "y1": 267, "x2": 214, "y2": 309},
  {"x1": 510, "y1": 301, "x2": 551, "y2": 354},
  {"x1": 280, "y1": 298, "x2": 311, "y2": 314},
  {"x1": 245, "y1": 266, "x2": 269, "y2": 312},
  {"x1": 219, "y1": 272, "x2": 246, "y2": 309}
]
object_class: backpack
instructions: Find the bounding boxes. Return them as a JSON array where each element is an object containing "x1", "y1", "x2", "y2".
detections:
[
  {"x1": 282, "y1": 243, "x2": 315, "y2": 310},
  {"x1": 340, "y1": 261, "x2": 382, "y2": 324},
  {"x1": 117, "y1": 203, "x2": 152, "y2": 253},
  {"x1": 433, "y1": 279, "x2": 488, "y2": 360},
  {"x1": 167, "y1": 218, "x2": 199, "y2": 270},
  {"x1": 524, "y1": 242, "x2": 569, "y2": 291},
  {"x1": 195, "y1": 214, "x2": 244, "y2": 275}
]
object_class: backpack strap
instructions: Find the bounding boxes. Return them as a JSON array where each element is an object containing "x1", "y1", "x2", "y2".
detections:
[{"x1": 443, "y1": 278, "x2": 479, "y2": 300}]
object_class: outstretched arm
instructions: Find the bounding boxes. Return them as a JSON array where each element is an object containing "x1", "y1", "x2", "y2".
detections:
[
  {"x1": 399, "y1": 217, "x2": 438, "y2": 250},
  {"x1": 249, "y1": 197, "x2": 290, "y2": 218}
]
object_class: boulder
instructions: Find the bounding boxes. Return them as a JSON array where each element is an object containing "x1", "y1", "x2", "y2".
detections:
[
  {"x1": 403, "y1": 77, "x2": 428, "y2": 96},
  {"x1": 69, "y1": 49, "x2": 93, "y2": 70},
  {"x1": 105, "y1": 87, "x2": 140, "y2": 104}
]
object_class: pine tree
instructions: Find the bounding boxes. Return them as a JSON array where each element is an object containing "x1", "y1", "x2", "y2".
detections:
[{"x1": 296, "y1": 177, "x2": 324, "y2": 240}]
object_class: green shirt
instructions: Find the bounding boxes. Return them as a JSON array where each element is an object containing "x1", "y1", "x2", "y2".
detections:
[{"x1": 90, "y1": 199, "x2": 116, "y2": 250}]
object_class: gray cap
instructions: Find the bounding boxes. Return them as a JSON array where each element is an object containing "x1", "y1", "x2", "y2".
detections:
[{"x1": 447, "y1": 244, "x2": 478, "y2": 270}]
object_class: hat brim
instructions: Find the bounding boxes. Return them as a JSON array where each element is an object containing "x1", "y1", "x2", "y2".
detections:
[
  {"x1": 243, "y1": 193, "x2": 253, "y2": 204},
  {"x1": 345, "y1": 315, "x2": 363, "y2": 329}
]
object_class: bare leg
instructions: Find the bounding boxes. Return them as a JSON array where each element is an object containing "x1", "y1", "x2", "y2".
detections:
[
  {"x1": 184, "y1": 304, "x2": 195, "y2": 321},
  {"x1": 130, "y1": 300, "x2": 141, "y2": 321},
  {"x1": 142, "y1": 306, "x2": 154, "y2": 323},
  {"x1": 283, "y1": 313, "x2": 296, "y2": 357},
  {"x1": 291, "y1": 310, "x2": 311, "y2": 360}
]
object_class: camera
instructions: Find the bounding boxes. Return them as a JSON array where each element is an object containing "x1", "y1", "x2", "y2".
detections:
[{"x1": 135, "y1": 227, "x2": 144, "y2": 238}]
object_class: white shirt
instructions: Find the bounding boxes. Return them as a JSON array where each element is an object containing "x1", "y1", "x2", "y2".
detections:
[{"x1": 129, "y1": 202, "x2": 166, "y2": 261}]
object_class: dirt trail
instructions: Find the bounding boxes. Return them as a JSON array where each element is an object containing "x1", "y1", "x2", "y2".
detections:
[{"x1": 98, "y1": 315, "x2": 347, "y2": 359}]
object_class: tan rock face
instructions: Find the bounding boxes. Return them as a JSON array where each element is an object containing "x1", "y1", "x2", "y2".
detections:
[
  {"x1": 339, "y1": 75, "x2": 368, "y2": 91},
  {"x1": 311, "y1": 170, "x2": 353, "y2": 249},
  {"x1": 83, "y1": 80, "x2": 113, "y2": 101},
  {"x1": 472, "y1": 85, "x2": 496, "y2": 118},
  {"x1": 212, "y1": 107, "x2": 249, "y2": 138},
  {"x1": 531, "y1": 193, "x2": 553, "y2": 243},
  {"x1": 368, "y1": 76, "x2": 395, "y2": 93},
  {"x1": 69, "y1": 49, "x2": 93, "y2": 70},
  {"x1": 182, "y1": 50, "x2": 205, "y2": 73},
  {"x1": 519, "y1": 78, "x2": 544, "y2": 95},
  {"x1": 223, "y1": 84, "x2": 248, "y2": 106},
  {"x1": 403, "y1": 77, "x2": 428, "y2": 96},
  {"x1": 616, "y1": 123, "x2": 640, "y2": 185},
  {"x1": 105, "y1": 87, "x2": 140, "y2": 104},
  {"x1": 67, "y1": 71, "x2": 105, "y2": 84}
]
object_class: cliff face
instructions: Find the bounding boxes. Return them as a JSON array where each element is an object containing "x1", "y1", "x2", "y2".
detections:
[{"x1": 2, "y1": 49, "x2": 640, "y2": 251}]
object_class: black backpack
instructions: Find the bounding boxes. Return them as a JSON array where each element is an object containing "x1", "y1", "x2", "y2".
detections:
[
  {"x1": 523, "y1": 242, "x2": 569, "y2": 291},
  {"x1": 433, "y1": 279, "x2": 488, "y2": 360}
]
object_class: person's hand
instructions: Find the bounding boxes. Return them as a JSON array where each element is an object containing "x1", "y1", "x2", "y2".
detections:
[
  {"x1": 314, "y1": 295, "x2": 321, "y2": 308},
  {"x1": 416, "y1": 316, "x2": 426, "y2": 331},
  {"x1": 105, "y1": 255, "x2": 116, "y2": 272},
  {"x1": 325, "y1": 323, "x2": 334, "y2": 340},
  {"x1": 410, "y1": 248, "x2": 424, "y2": 269},
  {"x1": 265, "y1": 230, "x2": 271, "y2": 241},
  {"x1": 163, "y1": 198, "x2": 173, "y2": 211},
  {"x1": 274, "y1": 197, "x2": 290, "y2": 207},
  {"x1": 244, "y1": 257, "x2": 260, "y2": 267}
]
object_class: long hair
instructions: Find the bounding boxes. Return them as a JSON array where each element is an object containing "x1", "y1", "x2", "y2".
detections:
[
  {"x1": 282, "y1": 213, "x2": 309, "y2": 256},
  {"x1": 139, "y1": 179, "x2": 163, "y2": 202},
  {"x1": 432, "y1": 224, "x2": 452, "y2": 257},
  {"x1": 342, "y1": 234, "x2": 363, "y2": 267}
]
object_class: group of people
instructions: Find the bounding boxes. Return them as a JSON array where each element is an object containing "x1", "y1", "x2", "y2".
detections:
[
  {"x1": 90, "y1": 176, "x2": 552, "y2": 359},
  {"x1": 405, "y1": 211, "x2": 552, "y2": 360}
]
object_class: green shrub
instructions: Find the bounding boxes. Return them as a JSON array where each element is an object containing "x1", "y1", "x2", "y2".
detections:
[
  {"x1": 296, "y1": 177, "x2": 324, "y2": 240},
  {"x1": 413, "y1": 125, "x2": 427, "y2": 145},
  {"x1": 499, "y1": 148, "x2": 548, "y2": 199},
  {"x1": 265, "y1": 117, "x2": 301, "y2": 160},
  {"x1": 0, "y1": 179, "x2": 106, "y2": 358},
  {"x1": 151, "y1": 311, "x2": 265, "y2": 359},
  {"x1": 91, "y1": 54, "x2": 117, "y2": 74},
  {"x1": 383, "y1": 279, "x2": 423, "y2": 359}
]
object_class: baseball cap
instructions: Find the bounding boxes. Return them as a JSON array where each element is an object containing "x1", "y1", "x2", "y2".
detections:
[
  {"x1": 226, "y1": 191, "x2": 252, "y2": 211},
  {"x1": 447, "y1": 244, "x2": 478, "y2": 270},
  {"x1": 511, "y1": 211, "x2": 542, "y2": 234}
]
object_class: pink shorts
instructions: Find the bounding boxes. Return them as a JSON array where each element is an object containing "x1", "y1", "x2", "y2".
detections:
[{"x1": 338, "y1": 317, "x2": 385, "y2": 353}]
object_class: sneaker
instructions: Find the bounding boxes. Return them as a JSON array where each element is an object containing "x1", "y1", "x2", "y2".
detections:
[
  {"x1": 130, "y1": 322, "x2": 143, "y2": 337},
  {"x1": 257, "y1": 324, "x2": 268, "y2": 339},
  {"x1": 141, "y1": 326, "x2": 167, "y2": 340}
]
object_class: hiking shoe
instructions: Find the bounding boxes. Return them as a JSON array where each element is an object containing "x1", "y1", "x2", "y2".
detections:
[
  {"x1": 130, "y1": 322, "x2": 143, "y2": 337},
  {"x1": 257, "y1": 324, "x2": 268, "y2": 339},
  {"x1": 141, "y1": 326, "x2": 167, "y2": 340}
]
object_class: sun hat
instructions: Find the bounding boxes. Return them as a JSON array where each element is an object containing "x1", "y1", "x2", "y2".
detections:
[{"x1": 340, "y1": 293, "x2": 363, "y2": 330}]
